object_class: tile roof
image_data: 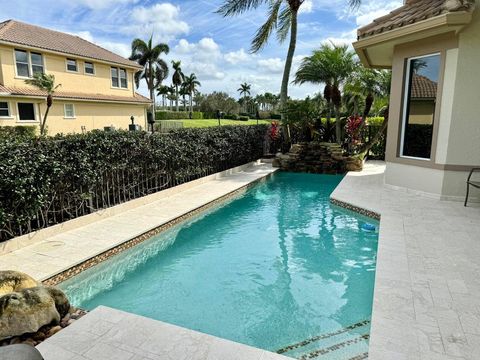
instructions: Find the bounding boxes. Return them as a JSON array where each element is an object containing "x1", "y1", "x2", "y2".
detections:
[
  {"x1": 410, "y1": 74, "x2": 438, "y2": 99},
  {"x1": 357, "y1": 0, "x2": 476, "y2": 39},
  {"x1": 0, "y1": 84, "x2": 151, "y2": 104},
  {"x1": 0, "y1": 20, "x2": 140, "y2": 68}
]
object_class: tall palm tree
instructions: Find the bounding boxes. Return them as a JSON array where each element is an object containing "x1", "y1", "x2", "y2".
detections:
[
  {"x1": 183, "y1": 73, "x2": 201, "y2": 113},
  {"x1": 171, "y1": 61, "x2": 185, "y2": 112},
  {"x1": 238, "y1": 82, "x2": 251, "y2": 112},
  {"x1": 217, "y1": 0, "x2": 305, "y2": 119},
  {"x1": 179, "y1": 84, "x2": 189, "y2": 112},
  {"x1": 294, "y1": 43, "x2": 357, "y2": 143},
  {"x1": 129, "y1": 36, "x2": 169, "y2": 115},
  {"x1": 157, "y1": 85, "x2": 169, "y2": 109},
  {"x1": 24, "y1": 73, "x2": 61, "y2": 136}
]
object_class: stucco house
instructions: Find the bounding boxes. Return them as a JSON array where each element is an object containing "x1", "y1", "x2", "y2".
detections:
[
  {"x1": 0, "y1": 20, "x2": 151, "y2": 134},
  {"x1": 353, "y1": 0, "x2": 479, "y2": 201}
]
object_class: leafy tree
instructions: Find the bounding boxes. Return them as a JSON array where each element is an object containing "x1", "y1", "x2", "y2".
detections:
[
  {"x1": 157, "y1": 85, "x2": 170, "y2": 109},
  {"x1": 172, "y1": 61, "x2": 185, "y2": 112},
  {"x1": 198, "y1": 92, "x2": 240, "y2": 115},
  {"x1": 295, "y1": 43, "x2": 357, "y2": 143},
  {"x1": 218, "y1": 0, "x2": 305, "y2": 120},
  {"x1": 129, "y1": 36, "x2": 169, "y2": 114},
  {"x1": 24, "y1": 72, "x2": 61, "y2": 136},
  {"x1": 183, "y1": 73, "x2": 202, "y2": 113}
]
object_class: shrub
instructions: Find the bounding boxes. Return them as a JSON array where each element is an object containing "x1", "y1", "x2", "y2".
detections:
[
  {"x1": 239, "y1": 116, "x2": 249, "y2": 121},
  {"x1": 156, "y1": 111, "x2": 203, "y2": 120},
  {"x1": 270, "y1": 114, "x2": 281, "y2": 120},
  {"x1": 223, "y1": 114, "x2": 239, "y2": 120},
  {"x1": 0, "y1": 126, "x2": 37, "y2": 138},
  {"x1": 0, "y1": 126, "x2": 268, "y2": 242}
]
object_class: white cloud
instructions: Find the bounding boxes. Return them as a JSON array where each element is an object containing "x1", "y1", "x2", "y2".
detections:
[
  {"x1": 122, "y1": 3, "x2": 189, "y2": 42},
  {"x1": 299, "y1": 0, "x2": 314, "y2": 14},
  {"x1": 224, "y1": 49, "x2": 249, "y2": 65},
  {"x1": 258, "y1": 58, "x2": 284, "y2": 74}
]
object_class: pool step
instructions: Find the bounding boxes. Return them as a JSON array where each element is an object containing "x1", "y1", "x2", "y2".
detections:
[{"x1": 276, "y1": 320, "x2": 370, "y2": 360}]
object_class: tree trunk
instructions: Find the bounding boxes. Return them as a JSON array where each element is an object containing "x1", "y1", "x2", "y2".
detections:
[
  {"x1": 280, "y1": 9, "x2": 298, "y2": 142},
  {"x1": 335, "y1": 106, "x2": 342, "y2": 144},
  {"x1": 190, "y1": 91, "x2": 194, "y2": 113},
  {"x1": 40, "y1": 103, "x2": 51, "y2": 136},
  {"x1": 149, "y1": 61, "x2": 156, "y2": 117},
  {"x1": 358, "y1": 106, "x2": 389, "y2": 156},
  {"x1": 175, "y1": 86, "x2": 179, "y2": 112}
]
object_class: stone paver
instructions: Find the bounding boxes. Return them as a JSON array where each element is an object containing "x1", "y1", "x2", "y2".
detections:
[
  {"x1": 0, "y1": 163, "x2": 277, "y2": 281},
  {"x1": 331, "y1": 161, "x2": 480, "y2": 360},
  {"x1": 37, "y1": 306, "x2": 290, "y2": 360}
]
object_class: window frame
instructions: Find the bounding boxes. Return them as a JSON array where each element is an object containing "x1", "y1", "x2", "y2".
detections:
[
  {"x1": 66, "y1": 58, "x2": 78, "y2": 73},
  {"x1": 0, "y1": 101, "x2": 12, "y2": 118},
  {"x1": 399, "y1": 52, "x2": 441, "y2": 161},
  {"x1": 111, "y1": 67, "x2": 128, "y2": 89},
  {"x1": 64, "y1": 104, "x2": 76, "y2": 119},
  {"x1": 84, "y1": 61, "x2": 95, "y2": 75},
  {"x1": 17, "y1": 102, "x2": 38, "y2": 122},
  {"x1": 14, "y1": 49, "x2": 45, "y2": 78}
]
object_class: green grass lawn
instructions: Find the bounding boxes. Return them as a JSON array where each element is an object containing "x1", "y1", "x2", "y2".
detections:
[{"x1": 160, "y1": 119, "x2": 272, "y2": 128}]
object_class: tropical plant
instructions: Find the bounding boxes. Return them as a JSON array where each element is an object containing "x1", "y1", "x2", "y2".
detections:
[
  {"x1": 238, "y1": 82, "x2": 251, "y2": 112},
  {"x1": 294, "y1": 43, "x2": 357, "y2": 143},
  {"x1": 179, "y1": 84, "x2": 189, "y2": 112},
  {"x1": 183, "y1": 73, "x2": 201, "y2": 113},
  {"x1": 129, "y1": 36, "x2": 169, "y2": 113},
  {"x1": 157, "y1": 85, "x2": 170, "y2": 109},
  {"x1": 217, "y1": 1, "x2": 306, "y2": 121},
  {"x1": 198, "y1": 92, "x2": 240, "y2": 115},
  {"x1": 24, "y1": 72, "x2": 61, "y2": 136},
  {"x1": 172, "y1": 61, "x2": 185, "y2": 112}
]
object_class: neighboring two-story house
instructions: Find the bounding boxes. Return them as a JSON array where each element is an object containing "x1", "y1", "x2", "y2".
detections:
[{"x1": 0, "y1": 20, "x2": 151, "y2": 134}]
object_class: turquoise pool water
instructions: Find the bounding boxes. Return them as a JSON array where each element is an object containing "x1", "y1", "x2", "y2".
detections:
[{"x1": 61, "y1": 172, "x2": 378, "y2": 359}]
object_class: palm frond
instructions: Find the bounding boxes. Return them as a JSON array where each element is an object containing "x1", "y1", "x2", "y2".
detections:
[
  {"x1": 217, "y1": 0, "x2": 268, "y2": 16},
  {"x1": 251, "y1": 0, "x2": 282, "y2": 53}
]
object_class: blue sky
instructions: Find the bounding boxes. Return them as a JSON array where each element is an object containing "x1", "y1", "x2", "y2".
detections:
[{"x1": 0, "y1": 0, "x2": 401, "y2": 99}]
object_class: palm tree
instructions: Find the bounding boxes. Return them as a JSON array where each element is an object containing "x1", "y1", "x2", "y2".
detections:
[
  {"x1": 157, "y1": 85, "x2": 169, "y2": 109},
  {"x1": 294, "y1": 43, "x2": 357, "y2": 143},
  {"x1": 129, "y1": 36, "x2": 169, "y2": 114},
  {"x1": 24, "y1": 73, "x2": 61, "y2": 136},
  {"x1": 171, "y1": 61, "x2": 185, "y2": 112},
  {"x1": 183, "y1": 73, "x2": 201, "y2": 113},
  {"x1": 179, "y1": 84, "x2": 189, "y2": 112},
  {"x1": 217, "y1": 1, "x2": 304, "y2": 119},
  {"x1": 238, "y1": 82, "x2": 251, "y2": 112}
]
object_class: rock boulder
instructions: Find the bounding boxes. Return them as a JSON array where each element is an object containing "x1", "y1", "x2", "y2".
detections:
[{"x1": 0, "y1": 271, "x2": 39, "y2": 297}]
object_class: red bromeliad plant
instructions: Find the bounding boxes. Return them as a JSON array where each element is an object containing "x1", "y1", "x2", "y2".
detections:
[
  {"x1": 270, "y1": 121, "x2": 280, "y2": 141},
  {"x1": 345, "y1": 115, "x2": 363, "y2": 146}
]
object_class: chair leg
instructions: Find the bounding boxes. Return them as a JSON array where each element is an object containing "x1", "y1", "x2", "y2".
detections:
[{"x1": 465, "y1": 184, "x2": 470, "y2": 207}]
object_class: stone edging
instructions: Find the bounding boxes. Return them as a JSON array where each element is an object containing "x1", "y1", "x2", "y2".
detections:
[
  {"x1": 43, "y1": 171, "x2": 276, "y2": 286},
  {"x1": 330, "y1": 198, "x2": 381, "y2": 221}
]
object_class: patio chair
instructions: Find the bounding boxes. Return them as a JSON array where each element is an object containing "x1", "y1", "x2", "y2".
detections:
[
  {"x1": 465, "y1": 168, "x2": 480, "y2": 207},
  {"x1": 0, "y1": 344, "x2": 44, "y2": 360}
]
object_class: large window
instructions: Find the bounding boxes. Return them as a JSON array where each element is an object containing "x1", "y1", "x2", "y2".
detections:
[
  {"x1": 0, "y1": 102, "x2": 10, "y2": 117},
  {"x1": 66, "y1": 58, "x2": 78, "y2": 72},
  {"x1": 84, "y1": 61, "x2": 95, "y2": 75},
  {"x1": 15, "y1": 50, "x2": 30, "y2": 77},
  {"x1": 17, "y1": 103, "x2": 36, "y2": 121},
  {"x1": 15, "y1": 50, "x2": 44, "y2": 77},
  {"x1": 64, "y1": 104, "x2": 75, "y2": 118},
  {"x1": 400, "y1": 53, "x2": 441, "y2": 160},
  {"x1": 111, "y1": 67, "x2": 127, "y2": 89}
]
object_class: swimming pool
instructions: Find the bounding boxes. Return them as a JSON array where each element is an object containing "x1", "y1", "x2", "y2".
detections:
[{"x1": 61, "y1": 172, "x2": 378, "y2": 359}]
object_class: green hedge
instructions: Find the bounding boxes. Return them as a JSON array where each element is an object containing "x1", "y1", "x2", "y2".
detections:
[
  {"x1": 0, "y1": 126, "x2": 268, "y2": 242},
  {"x1": 156, "y1": 111, "x2": 204, "y2": 120},
  {"x1": 0, "y1": 126, "x2": 37, "y2": 138}
]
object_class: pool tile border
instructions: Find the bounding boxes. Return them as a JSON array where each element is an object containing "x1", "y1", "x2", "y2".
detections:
[
  {"x1": 330, "y1": 198, "x2": 381, "y2": 220},
  {"x1": 43, "y1": 172, "x2": 275, "y2": 286}
]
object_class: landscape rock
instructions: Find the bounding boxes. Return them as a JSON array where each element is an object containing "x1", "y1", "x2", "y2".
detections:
[
  {"x1": 274, "y1": 142, "x2": 363, "y2": 174},
  {"x1": 0, "y1": 286, "x2": 70, "y2": 340},
  {"x1": 0, "y1": 271, "x2": 40, "y2": 296}
]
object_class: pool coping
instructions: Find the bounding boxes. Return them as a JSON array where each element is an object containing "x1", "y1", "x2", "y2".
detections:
[{"x1": 42, "y1": 168, "x2": 277, "y2": 286}]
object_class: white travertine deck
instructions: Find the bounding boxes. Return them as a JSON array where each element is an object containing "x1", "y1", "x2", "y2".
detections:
[
  {"x1": 0, "y1": 162, "x2": 277, "y2": 281},
  {"x1": 37, "y1": 306, "x2": 290, "y2": 360},
  {"x1": 331, "y1": 161, "x2": 480, "y2": 360}
]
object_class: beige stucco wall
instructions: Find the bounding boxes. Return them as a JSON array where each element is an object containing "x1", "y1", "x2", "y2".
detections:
[
  {"x1": 0, "y1": 97, "x2": 147, "y2": 135},
  {"x1": 444, "y1": 3, "x2": 480, "y2": 165},
  {"x1": 0, "y1": 44, "x2": 137, "y2": 97},
  {"x1": 382, "y1": 24, "x2": 480, "y2": 200}
]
